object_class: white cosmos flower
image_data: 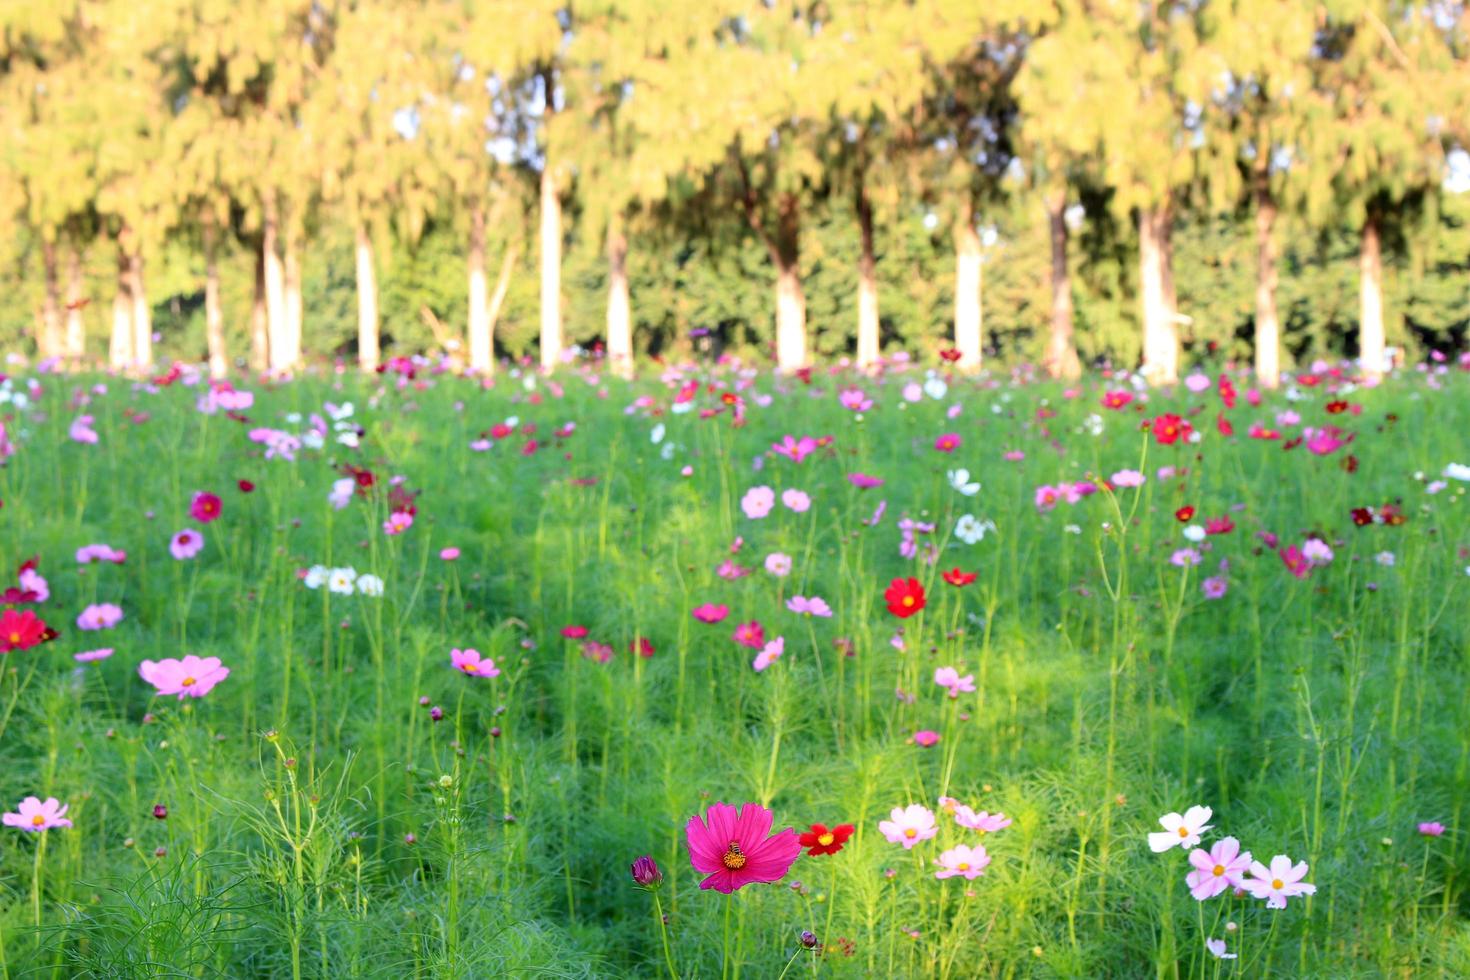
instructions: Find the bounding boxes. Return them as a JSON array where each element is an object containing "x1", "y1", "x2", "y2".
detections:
[
  {"x1": 328, "y1": 567, "x2": 357, "y2": 595},
  {"x1": 660, "y1": 442, "x2": 676, "y2": 461},
  {"x1": 1182, "y1": 525, "x2": 1206, "y2": 543},
  {"x1": 1148, "y1": 805, "x2": 1214, "y2": 852},
  {"x1": 302, "y1": 430, "x2": 325, "y2": 450},
  {"x1": 328, "y1": 478, "x2": 355, "y2": 510},
  {"x1": 954, "y1": 514, "x2": 995, "y2": 545},
  {"x1": 336, "y1": 431, "x2": 360, "y2": 448},
  {"x1": 651, "y1": 423, "x2": 666, "y2": 444},
  {"x1": 947, "y1": 468, "x2": 980, "y2": 496},
  {"x1": 1083, "y1": 413, "x2": 1104, "y2": 436},
  {"x1": 356, "y1": 574, "x2": 384, "y2": 597},
  {"x1": 924, "y1": 377, "x2": 948, "y2": 400},
  {"x1": 304, "y1": 565, "x2": 330, "y2": 590},
  {"x1": 1443, "y1": 462, "x2": 1470, "y2": 482}
]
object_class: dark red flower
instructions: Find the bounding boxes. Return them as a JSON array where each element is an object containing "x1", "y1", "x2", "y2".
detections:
[
  {"x1": 884, "y1": 577, "x2": 926, "y2": 618},
  {"x1": 1340, "y1": 454, "x2": 1359, "y2": 473},
  {"x1": 1325, "y1": 400, "x2": 1348, "y2": 415},
  {"x1": 941, "y1": 568, "x2": 977, "y2": 587},
  {"x1": 629, "y1": 636, "x2": 655, "y2": 658},
  {"x1": 1204, "y1": 516, "x2": 1234, "y2": 535},
  {"x1": 1175, "y1": 505, "x2": 1196, "y2": 523},
  {"x1": 1216, "y1": 413, "x2": 1234, "y2": 437},
  {"x1": 798, "y1": 823, "x2": 854, "y2": 856},
  {"x1": 1350, "y1": 507, "x2": 1374, "y2": 527},
  {"x1": 237, "y1": 479, "x2": 256, "y2": 493},
  {"x1": 1218, "y1": 376, "x2": 1237, "y2": 409},
  {"x1": 0, "y1": 609, "x2": 58, "y2": 652},
  {"x1": 0, "y1": 588, "x2": 38, "y2": 606},
  {"x1": 938, "y1": 348, "x2": 963, "y2": 363}
]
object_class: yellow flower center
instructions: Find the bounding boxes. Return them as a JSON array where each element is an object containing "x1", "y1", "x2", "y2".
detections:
[
  {"x1": 182, "y1": 676, "x2": 196, "y2": 687},
  {"x1": 31, "y1": 814, "x2": 45, "y2": 826},
  {"x1": 902, "y1": 596, "x2": 914, "y2": 608},
  {"x1": 957, "y1": 862, "x2": 970, "y2": 871},
  {"x1": 1271, "y1": 878, "x2": 1284, "y2": 890},
  {"x1": 721, "y1": 842, "x2": 746, "y2": 870},
  {"x1": 1212, "y1": 865, "x2": 1225, "y2": 877},
  {"x1": 1178, "y1": 827, "x2": 1190, "y2": 838},
  {"x1": 904, "y1": 828, "x2": 917, "y2": 839},
  {"x1": 817, "y1": 833, "x2": 834, "y2": 846},
  {"x1": 7, "y1": 632, "x2": 19, "y2": 645}
]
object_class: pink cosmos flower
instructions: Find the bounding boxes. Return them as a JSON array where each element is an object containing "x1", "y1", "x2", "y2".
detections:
[
  {"x1": 787, "y1": 595, "x2": 832, "y2": 618},
  {"x1": 934, "y1": 844, "x2": 990, "y2": 880},
  {"x1": 839, "y1": 388, "x2": 872, "y2": 411},
  {"x1": 753, "y1": 636, "x2": 785, "y2": 671},
  {"x1": 765, "y1": 553, "x2": 793, "y2": 577},
  {"x1": 1242, "y1": 854, "x2": 1316, "y2": 909},
  {"x1": 1205, "y1": 938, "x2": 1236, "y2": 960},
  {"x1": 190, "y1": 491, "x2": 223, "y2": 524},
  {"x1": 1148, "y1": 805, "x2": 1214, "y2": 852},
  {"x1": 717, "y1": 559, "x2": 752, "y2": 580},
  {"x1": 383, "y1": 511, "x2": 414, "y2": 535},
  {"x1": 18, "y1": 567, "x2": 48, "y2": 602},
  {"x1": 1418, "y1": 822, "x2": 1445, "y2": 837},
  {"x1": 771, "y1": 435, "x2": 818, "y2": 463},
  {"x1": 1301, "y1": 539, "x2": 1334, "y2": 566},
  {"x1": 74, "y1": 648, "x2": 114, "y2": 663},
  {"x1": 1304, "y1": 425, "x2": 1351, "y2": 456},
  {"x1": 847, "y1": 473, "x2": 884, "y2": 489},
  {"x1": 692, "y1": 603, "x2": 730, "y2": 624},
  {"x1": 1201, "y1": 576, "x2": 1229, "y2": 599},
  {"x1": 913, "y1": 730, "x2": 940, "y2": 747},
  {"x1": 1280, "y1": 545, "x2": 1311, "y2": 579},
  {"x1": 69, "y1": 415, "x2": 99, "y2": 444},
  {"x1": 1111, "y1": 469, "x2": 1145, "y2": 489},
  {"x1": 741, "y1": 486, "x2": 776, "y2": 519},
  {"x1": 1186, "y1": 837, "x2": 1252, "y2": 900},
  {"x1": 934, "y1": 433, "x2": 961, "y2": 453},
  {"x1": 138, "y1": 655, "x2": 230, "y2": 698},
  {"x1": 170, "y1": 529, "x2": 205, "y2": 560},
  {"x1": 879, "y1": 804, "x2": 938, "y2": 848},
  {"x1": 3, "y1": 796, "x2": 72, "y2": 831},
  {"x1": 933, "y1": 666, "x2": 976, "y2": 698},
  {"x1": 76, "y1": 544, "x2": 127, "y2": 564},
  {"x1": 1034, "y1": 485, "x2": 1060, "y2": 512},
  {"x1": 953, "y1": 807, "x2": 1011, "y2": 833},
  {"x1": 781, "y1": 488, "x2": 811, "y2": 512},
  {"x1": 864, "y1": 500, "x2": 887, "y2": 527},
  {"x1": 440, "y1": 547, "x2": 461, "y2": 560},
  {"x1": 685, "y1": 801, "x2": 801, "y2": 893},
  {"x1": 1170, "y1": 548, "x2": 1202, "y2": 568},
  {"x1": 77, "y1": 603, "x2": 124, "y2": 631},
  {"x1": 582, "y1": 641, "x2": 613, "y2": 663},
  {"x1": 1185, "y1": 372, "x2": 1212, "y2": 393},
  {"x1": 733, "y1": 621, "x2": 766, "y2": 649},
  {"x1": 450, "y1": 648, "x2": 500, "y2": 678}
]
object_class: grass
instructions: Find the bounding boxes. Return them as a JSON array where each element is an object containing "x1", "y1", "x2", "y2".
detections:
[{"x1": 0, "y1": 359, "x2": 1467, "y2": 977}]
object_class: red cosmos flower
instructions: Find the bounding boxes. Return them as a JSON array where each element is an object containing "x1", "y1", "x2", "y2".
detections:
[
  {"x1": 1379, "y1": 503, "x2": 1407, "y2": 526},
  {"x1": 0, "y1": 609, "x2": 58, "y2": 652},
  {"x1": 629, "y1": 636, "x2": 655, "y2": 658},
  {"x1": 1102, "y1": 390, "x2": 1133, "y2": 410},
  {"x1": 490, "y1": 423, "x2": 514, "y2": 440},
  {"x1": 1297, "y1": 373, "x2": 1321, "y2": 387},
  {"x1": 522, "y1": 440, "x2": 539, "y2": 456},
  {"x1": 1283, "y1": 436, "x2": 1303, "y2": 451},
  {"x1": 237, "y1": 479, "x2": 256, "y2": 493},
  {"x1": 561, "y1": 625, "x2": 589, "y2": 639},
  {"x1": 1325, "y1": 400, "x2": 1348, "y2": 414},
  {"x1": 343, "y1": 464, "x2": 376, "y2": 490},
  {"x1": 1340, "y1": 454, "x2": 1359, "y2": 474},
  {"x1": 884, "y1": 577, "x2": 926, "y2": 618},
  {"x1": 190, "y1": 491, "x2": 222, "y2": 524},
  {"x1": 938, "y1": 348, "x2": 963, "y2": 363},
  {"x1": 388, "y1": 485, "x2": 419, "y2": 516},
  {"x1": 794, "y1": 367, "x2": 814, "y2": 385},
  {"x1": 1248, "y1": 423, "x2": 1281, "y2": 440},
  {"x1": 941, "y1": 568, "x2": 977, "y2": 587},
  {"x1": 1216, "y1": 413, "x2": 1234, "y2": 437},
  {"x1": 798, "y1": 823, "x2": 855, "y2": 857},
  {"x1": 1175, "y1": 505, "x2": 1196, "y2": 522},
  {"x1": 0, "y1": 588, "x2": 38, "y2": 606},
  {"x1": 1350, "y1": 507, "x2": 1374, "y2": 527},
  {"x1": 1152, "y1": 414, "x2": 1191, "y2": 445},
  {"x1": 1204, "y1": 516, "x2": 1235, "y2": 535},
  {"x1": 1218, "y1": 376, "x2": 1238, "y2": 409}
]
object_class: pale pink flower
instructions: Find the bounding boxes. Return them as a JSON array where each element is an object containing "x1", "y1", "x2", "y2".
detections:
[
  {"x1": 781, "y1": 488, "x2": 811, "y2": 512},
  {"x1": 74, "y1": 648, "x2": 114, "y2": 663},
  {"x1": 839, "y1": 388, "x2": 872, "y2": 411},
  {"x1": 170, "y1": 528, "x2": 205, "y2": 560},
  {"x1": 1205, "y1": 938, "x2": 1237, "y2": 960},
  {"x1": 717, "y1": 559, "x2": 752, "y2": 580},
  {"x1": 3, "y1": 796, "x2": 72, "y2": 831},
  {"x1": 753, "y1": 636, "x2": 785, "y2": 672},
  {"x1": 933, "y1": 666, "x2": 976, "y2": 699},
  {"x1": 383, "y1": 511, "x2": 414, "y2": 535},
  {"x1": 741, "y1": 486, "x2": 776, "y2": 519},
  {"x1": 934, "y1": 843, "x2": 990, "y2": 880},
  {"x1": 953, "y1": 806, "x2": 1011, "y2": 833},
  {"x1": 77, "y1": 603, "x2": 124, "y2": 631},
  {"x1": 18, "y1": 567, "x2": 48, "y2": 602},
  {"x1": 139, "y1": 655, "x2": 230, "y2": 698},
  {"x1": 76, "y1": 544, "x2": 127, "y2": 564},
  {"x1": 1111, "y1": 469, "x2": 1145, "y2": 488},
  {"x1": 69, "y1": 415, "x2": 99, "y2": 444},
  {"x1": 1186, "y1": 837, "x2": 1252, "y2": 900},
  {"x1": 786, "y1": 595, "x2": 832, "y2": 618},
  {"x1": 879, "y1": 804, "x2": 937, "y2": 849},
  {"x1": 1243, "y1": 854, "x2": 1316, "y2": 909},
  {"x1": 1301, "y1": 538, "x2": 1334, "y2": 566},
  {"x1": 765, "y1": 552, "x2": 793, "y2": 577}
]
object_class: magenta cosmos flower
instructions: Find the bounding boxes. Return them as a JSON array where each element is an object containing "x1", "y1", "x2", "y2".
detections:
[
  {"x1": 771, "y1": 435, "x2": 818, "y2": 463},
  {"x1": 190, "y1": 491, "x2": 223, "y2": 524},
  {"x1": 450, "y1": 648, "x2": 500, "y2": 678},
  {"x1": 732, "y1": 621, "x2": 766, "y2": 649},
  {"x1": 170, "y1": 528, "x2": 205, "y2": 560},
  {"x1": 692, "y1": 603, "x2": 730, "y2": 624},
  {"x1": 4, "y1": 796, "x2": 72, "y2": 831},
  {"x1": 847, "y1": 472, "x2": 884, "y2": 489},
  {"x1": 139, "y1": 655, "x2": 230, "y2": 698},
  {"x1": 685, "y1": 802, "x2": 801, "y2": 894},
  {"x1": 1186, "y1": 837, "x2": 1252, "y2": 901},
  {"x1": 933, "y1": 433, "x2": 961, "y2": 453}
]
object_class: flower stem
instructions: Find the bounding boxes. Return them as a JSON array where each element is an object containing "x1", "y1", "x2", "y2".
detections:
[
  {"x1": 773, "y1": 946, "x2": 802, "y2": 980},
  {"x1": 32, "y1": 829, "x2": 47, "y2": 944},
  {"x1": 721, "y1": 891, "x2": 733, "y2": 980},
  {"x1": 651, "y1": 892, "x2": 678, "y2": 980}
]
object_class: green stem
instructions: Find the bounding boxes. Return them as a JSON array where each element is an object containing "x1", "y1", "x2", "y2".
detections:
[{"x1": 652, "y1": 892, "x2": 679, "y2": 980}]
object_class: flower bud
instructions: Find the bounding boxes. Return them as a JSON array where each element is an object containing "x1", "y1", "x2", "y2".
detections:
[{"x1": 630, "y1": 855, "x2": 663, "y2": 889}]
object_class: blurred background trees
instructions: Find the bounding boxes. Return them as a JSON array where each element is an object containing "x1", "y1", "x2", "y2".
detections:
[{"x1": 1, "y1": 0, "x2": 1466, "y2": 376}]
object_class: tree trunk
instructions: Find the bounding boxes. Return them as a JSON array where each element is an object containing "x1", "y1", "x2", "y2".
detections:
[
  {"x1": 953, "y1": 211, "x2": 983, "y2": 373},
  {"x1": 250, "y1": 242, "x2": 270, "y2": 372},
  {"x1": 855, "y1": 184, "x2": 880, "y2": 370},
  {"x1": 355, "y1": 225, "x2": 379, "y2": 372},
  {"x1": 40, "y1": 239, "x2": 63, "y2": 360},
  {"x1": 606, "y1": 224, "x2": 632, "y2": 378},
  {"x1": 487, "y1": 243, "x2": 517, "y2": 355},
  {"x1": 1138, "y1": 205, "x2": 1178, "y2": 385},
  {"x1": 127, "y1": 250, "x2": 152, "y2": 371},
  {"x1": 467, "y1": 203, "x2": 491, "y2": 373},
  {"x1": 203, "y1": 214, "x2": 227, "y2": 379},
  {"x1": 539, "y1": 159, "x2": 563, "y2": 370},
  {"x1": 263, "y1": 195, "x2": 289, "y2": 374},
  {"x1": 1043, "y1": 189, "x2": 1081, "y2": 380},
  {"x1": 773, "y1": 194, "x2": 806, "y2": 372},
  {"x1": 1253, "y1": 172, "x2": 1281, "y2": 389},
  {"x1": 110, "y1": 244, "x2": 133, "y2": 370},
  {"x1": 65, "y1": 243, "x2": 86, "y2": 364},
  {"x1": 1359, "y1": 213, "x2": 1385, "y2": 381},
  {"x1": 284, "y1": 237, "x2": 303, "y2": 370}
]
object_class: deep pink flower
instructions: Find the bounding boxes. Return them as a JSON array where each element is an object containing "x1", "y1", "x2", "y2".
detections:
[
  {"x1": 190, "y1": 492, "x2": 223, "y2": 524},
  {"x1": 450, "y1": 648, "x2": 500, "y2": 678},
  {"x1": 772, "y1": 435, "x2": 818, "y2": 463},
  {"x1": 913, "y1": 730, "x2": 940, "y2": 747},
  {"x1": 1418, "y1": 821, "x2": 1445, "y2": 837},
  {"x1": 440, "y1": 547, "x2": 461, "y2": 561},
  {"x1": 692, "y1": 603, "x2": 730, "y2": 624},
  {"x1": 733, "y1": 621, "x2": 766, "y2": 649},
  {"x1": 1280, "y1": 545, "x2": 1311, "y2": 579},
  {"x1": 934, "y1": 433, "x2": 961, "y2": 453},
  {"x1": 685, "y1": 801, "x2": 801, "y2": 893},
  {"x1": 847, "y1": 473, "x2": 884, "y2": 489}
]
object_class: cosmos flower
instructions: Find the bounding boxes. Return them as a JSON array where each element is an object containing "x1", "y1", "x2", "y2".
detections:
[
  {"x1": 934, "y1": 844, "x2": 990, "y2": 880},
  {"x1": 798, "y1": 822, "x2": 854, "y2": 856},
  {"x1": 733, "y1": 621, "x2": 766, "y2": 649},
  {"x1": 1148, "y1": 805, "x2": 1214, "y2": 852},
  {"x1": 190, "y1": 491, "x2": 223, "y2": 524},
  {"x1": 685, "y1": 802, "x2": 801, "y2": 893},
  {"x1": 1185, "y1": 837, "x2": 1252, "y2": 900},
  {"x1": 771, "y1": 435, "x2": 818, "y2": 463},
  {"x1": 787, "y1": 595, "x2": 832, "y2": 618},
  {"x1": 933, "y1": 666, "x2": 976, "y2": 698},
  {"x1": 0, "y1": 609, "x2": 58, "y2": 652},
  {"x1": 450, "y1": 648, "x2": 500, "y2": 678},
  {"x1": 753, "y1": 636, "x2": 785, "y2": 671},
  {"x1": 933, "y1": 433, "x2": 961, "y2": 453},
  {"x1": 947, "y1": 469, "x2": 980, "y2": 496},
  {"x1": 1242, "y1": 855, "x2": 1316, "y2": 909},
  {"x1": 170, "y1": 529, "x2": 205, "y2": 560},
  {"x1": 884, "y1": 578, "x2": 925, "y2": 618},
  {"x1": 879, "y1": 804, "x2": 938, "y2": 849},
  {"x1": 77, "y1": 603, "x2": 124, "y2": 631},
  {"x1": 692, "y1": 603, "x2": 730, "y2": 624},
  {"x1": 3, "y1": 797, "x2": 72, "y2": 832},
  {"x1": 781, "y1": 489, "x2": 812, "y2": 512},
  {"x1": 765, "y1": 552, "x2": 793, "y2": 577},
  {"x1": 741, "y1": 486, "x2": 776, "y2": 519},
  {"x1": 139, "y1": 655, "x2": 230, "y2": 698},
  {"x1": 954, "y1": 514, "x2": 994, "y2": 545}
]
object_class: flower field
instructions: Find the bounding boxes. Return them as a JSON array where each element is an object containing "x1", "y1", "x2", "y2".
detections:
[{"x1": 1, "y1": 358, "x2": 1468, "y2": 977}]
